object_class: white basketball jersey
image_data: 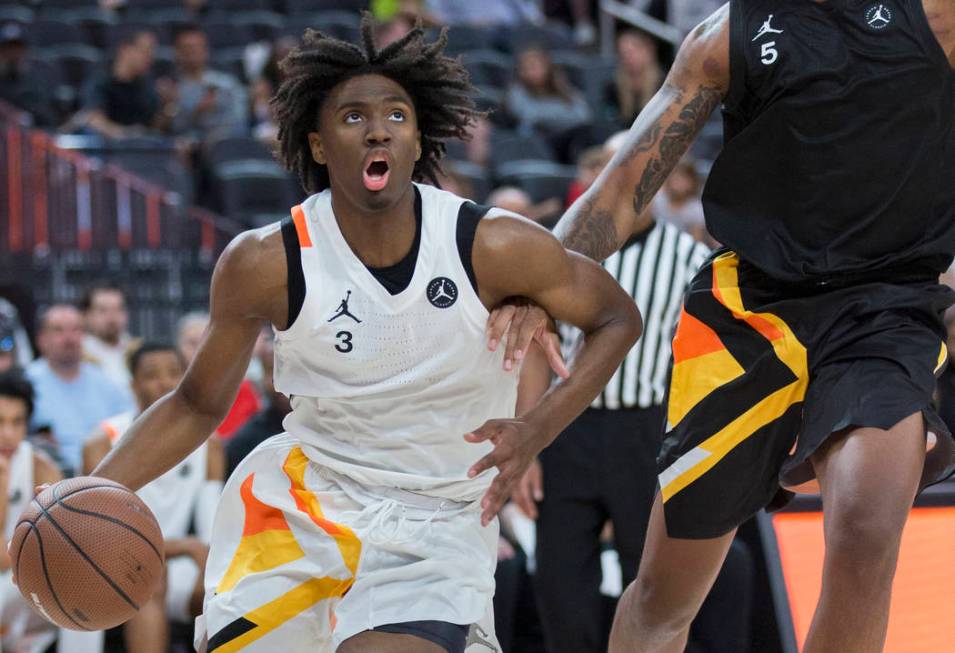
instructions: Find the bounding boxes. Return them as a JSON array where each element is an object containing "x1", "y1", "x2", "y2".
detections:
[
  {"x1": 101, "y1": 411, "x2": 207, "y2": 539},
  {"x1": 5, "y1": 441, "x2": 34, "y2": 541},
  {"x1": 274, "y1": 183, "x2": 519, "y2": 502}
]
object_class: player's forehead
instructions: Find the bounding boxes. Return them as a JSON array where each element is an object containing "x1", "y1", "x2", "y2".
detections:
[
  {"x1": 0, "y1": 395, "x2": 27, "y2": 417},
  {"x1": 324, "y1": 74, "x2": 415, "y2": 114}
]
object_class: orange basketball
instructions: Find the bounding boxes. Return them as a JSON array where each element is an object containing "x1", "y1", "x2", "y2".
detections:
[{"x1": 10, "y1": 476, "x2": 165, "y2": 631}]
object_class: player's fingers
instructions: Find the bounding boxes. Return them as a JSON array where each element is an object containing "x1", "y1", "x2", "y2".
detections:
[
  {"x1": 480, "y1": 482, "x2": 509, "y2": 526},
  {"x1": 33, "y1": 483, "x2": 50, "y2": 496},
  {"x1": 511, "y1": 476, "x2": 537, "y2": 520},
  {"x1": 532, "y1": 467, "x2": 544, "y2": 502},
  {"x1": 486, "y1": 305, "x2": 516, "y2": 352},
  {"x1": 467, "y1": 450, "x2": 499, "y2": 479},
  {"x1": 463, "y1": 420, "x2": 503, "y2": 444},
  {"x1": 502, "y1": 306, "x2": 530, "y2": 371},
  {"x1": 540, "y1": 332, "x2": 570, "y2": 379}
]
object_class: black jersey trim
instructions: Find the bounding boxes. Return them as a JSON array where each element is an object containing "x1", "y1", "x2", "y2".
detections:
[
  {"x1": 281, "y1": 216, "x2": 306, "y2": 330},
  {"x1": 724, "y1": 0, "x2": 748, "y2": 115},
  {"x1": 456, "y1": 201, "x2": 493, "y2": 295}
]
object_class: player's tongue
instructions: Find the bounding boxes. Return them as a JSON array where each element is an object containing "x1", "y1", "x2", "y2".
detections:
[{"x1": 363, "y1": 160, "x2": 390, "y2": 192}]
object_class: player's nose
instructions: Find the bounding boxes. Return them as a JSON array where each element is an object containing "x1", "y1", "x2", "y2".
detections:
[{"x1": 364, "y1": 116, "x2": 392, "y2": 146}]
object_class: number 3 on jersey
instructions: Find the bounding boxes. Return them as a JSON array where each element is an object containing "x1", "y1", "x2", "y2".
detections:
[
  {"x1": 761, "y1": 41, "x2": 778, "y2": 65},
  {"x1": 335, "y1": 331, "x2": 353, "y2": 353}
]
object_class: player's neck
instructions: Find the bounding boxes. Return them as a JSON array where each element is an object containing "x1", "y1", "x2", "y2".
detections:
[{"x1": 331, "y1": 186, "x2": 418, "y2": 268}]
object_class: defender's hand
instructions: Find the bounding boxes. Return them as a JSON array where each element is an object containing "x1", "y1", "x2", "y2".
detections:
[
  {"x1": 511, "y1": 458, "x2": 543, "y2": 520},
  {"x1": 465, "y1": 419, "x2": 547, "y2": 526},
  {"x1": 486, "y1": 301, "x2": 569, "y2": 379}
]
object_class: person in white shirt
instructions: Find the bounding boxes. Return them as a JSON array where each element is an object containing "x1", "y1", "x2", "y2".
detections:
[{"x1": 80, "y1": 283, "x2": 138, "y2": 402}]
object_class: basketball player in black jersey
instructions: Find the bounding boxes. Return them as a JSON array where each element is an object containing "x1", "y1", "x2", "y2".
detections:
[
  {"x1": 82, "y1": 17, "x2": 641, "y2": 653},
  {"x1": 479, "y1": 1, "x2": 955, "y2": 651}
]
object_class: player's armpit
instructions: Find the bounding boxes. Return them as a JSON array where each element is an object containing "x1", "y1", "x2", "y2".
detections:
[{"x1": 554, "y1": 4, "x2": 729, "y2": 262}]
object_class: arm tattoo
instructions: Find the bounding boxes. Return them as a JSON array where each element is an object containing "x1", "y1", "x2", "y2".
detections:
[
  {"x1": 558, "y1": 83, "x2": 722, "y2": 262},
  {"x1": 631, "y1": 84, "x2": 723, "y2": 218}
]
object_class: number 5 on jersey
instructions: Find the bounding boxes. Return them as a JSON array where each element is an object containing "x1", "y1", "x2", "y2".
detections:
[
  {"x1": 335, "y1": 331, "x2": 353, "y2": 353},
  {"x1": 761, "y1": 41, "x2": 778, "y2": 65}
]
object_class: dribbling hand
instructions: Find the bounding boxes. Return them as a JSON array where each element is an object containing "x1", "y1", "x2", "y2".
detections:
[
  {"x1": 465, "y1": 419, "x2": 547, "y2": 526},
  {"x1": 486, "y1": 301, "x2": 568, "y2": 379}
]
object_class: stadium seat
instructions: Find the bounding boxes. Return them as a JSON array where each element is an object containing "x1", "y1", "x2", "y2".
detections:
[
  {"x1": 57, "y1": 8, "x2": 119, "y2": 51},
  {"x1": 204, "y1": 136, "x2": 275, "y2": 167},
  {"x1": 200, "y1": 20, "x2": 255, "y2": 49},
  {"x1": 0, "y1": 6, "x2": 33, "y2": 23},
  {"x1": 105, "y1": 22, "x2": 173, "y2": 48},
  {"x1": 494, "y1": 160, "x2": 577, "y2": 203},
  {"x1": 284, "y1": 11, "x2": 359, "y2": 42},
  {"x1": 500, "y1": 22, "x2": 573, "y2": 53},
  {"x1": 460, "y1": 50, "x2": 513, "y2": 90},
  {"x1": 281, "y1": 0, "x2": 361, "y2": 15},
  {"x1": 206, "y1": 0, "x2": 274, "y2": 10},
  {"x1": 27, "y1": 20, "x2": 90, "y2": 48},
  {"x1": 230, "y1": 10, "x2": 285, "y2": 42},
  {"x1": 490, "y1": 132, "x2": 557, "y2": 167},
  {"x1": 435, "y1": 25, "x2": 494, "y2": 55},
  {"x1": 33, "y1": 44, "x2": 102, "y2": 92},
  {"x1": 211, "y1": 159, "x2": 295, "y2": 226},
  {"x1": 38, "y1": 0, "x2": 98, "y2": 8},
  {"x1": 447, "y1": 160, "x2": 492, "y2": 203}
]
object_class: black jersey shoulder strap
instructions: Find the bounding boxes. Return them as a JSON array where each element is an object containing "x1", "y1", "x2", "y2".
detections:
[
  {"x1": 280, "y1": 215, "x2": 307, "y2": 330},
  {"x1": 456, "y1": 201, "x2": 494, "y2": 295}
]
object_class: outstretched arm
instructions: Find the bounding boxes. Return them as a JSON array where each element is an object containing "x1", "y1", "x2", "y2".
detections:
[
  {"x1": 467, "y1": 214, "x2": 643, "y2": 524},
  {"x1": 554, "y1": 5, "x2": 730, "y2": 261},
  {"x1": 92, "y1": 227, "x2": 288, "y2": 491}
]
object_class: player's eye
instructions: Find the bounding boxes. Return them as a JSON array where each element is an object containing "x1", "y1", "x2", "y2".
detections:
[
  {"x1": 345, "y1": 112, "x2": 362, "y2": 124},
  {"x1": 388, "y1": 110, "x2": 405, "y2": 122}
]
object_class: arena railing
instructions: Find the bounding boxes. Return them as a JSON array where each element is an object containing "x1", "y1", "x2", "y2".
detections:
[
  {"x1": 0, "y1": 100, "x2": 242, "y2": 258},
  {"x1": 598, "y1": 0, "x2": 684, "y2": 57}
]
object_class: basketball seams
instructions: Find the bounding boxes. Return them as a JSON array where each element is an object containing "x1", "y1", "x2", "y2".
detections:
[
  {"x1": 53, "y1": 501, "x2": 163, "y2": 563},
  {"x1": 32, "y1": 500, "x2": 141, "y2": 612},
  {"x1": 33, "y1": 525, "x2": 91, "y2": 631}
]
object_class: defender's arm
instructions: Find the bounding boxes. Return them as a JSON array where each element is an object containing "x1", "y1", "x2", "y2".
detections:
[
  {"x1": 554, "y1": 5, "x2": 730, "y2": 261},
  {"x1": 92, "y1": 228, "x2": 288, "y2": 491},
  {"x1": 467, "y1": 215, "x2": 642, "y2": 523}
]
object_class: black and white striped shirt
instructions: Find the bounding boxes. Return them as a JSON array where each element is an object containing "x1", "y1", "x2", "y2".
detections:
[{"x1": 562, "y1": 221, "x2": 710, "y2": 409}]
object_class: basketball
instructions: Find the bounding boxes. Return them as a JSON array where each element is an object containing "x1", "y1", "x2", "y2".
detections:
[{"x1": 9, "y1": 477, "x2": 165, "y2": 631}]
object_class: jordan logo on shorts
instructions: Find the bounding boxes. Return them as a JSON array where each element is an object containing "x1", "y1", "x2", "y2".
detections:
[
  {"x1": 328, "y1": 290, "x2": 362, "y2": 324},
  {"x1": 466, "y1": 624, "x2": 497, "y2": 651},
  {"x1": 752, "y1": 14, "x2": 784, "y2": 41}
]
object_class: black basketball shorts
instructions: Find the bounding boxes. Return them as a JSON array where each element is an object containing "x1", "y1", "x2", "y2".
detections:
[{"x1": 657, "y1": 250, "x2": 955, "y2": 539}]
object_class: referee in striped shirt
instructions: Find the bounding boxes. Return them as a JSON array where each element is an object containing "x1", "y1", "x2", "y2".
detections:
[{"x1": 519, "y1": 198, "x2": 709, "y2": 653}]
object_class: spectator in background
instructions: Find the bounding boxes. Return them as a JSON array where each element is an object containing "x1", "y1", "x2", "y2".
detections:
[
  {"x1": 487, "y1": 186, "x2": 562, "y2": 225},
  {"x1": 78, "y1": 30, "x2": 161, "y2": 140},
  {"x1": 0, "y1": 371, "x2": 61, "y2": 653},
  {"x1": 167, "y1": 25, "x2": 249, "y2": 145},
  {"x1": 606, "y1": 29, "x2": 662, "y2": 126},
  {"x1": 82, "y1": 342, "x2": 223, "y2": 653},
  {"x1": 566, "y1": 144, "x2": 610, "y2": 206},
  {"x1": 25, "y1": 305, "x2": 132, "y2": 474},
  {"x1": 249, "y1": 37, "x2": 296, "y2": 144},
  {"x1": 0, "y1": 21, "x2": 56, "y2": 127},
  {"x1": 646, "y1": 0, "x2": 725, "y2": 36},
  {"x1": 425, "y1": 0, "x2": 543, "y2": 26},
  {"x1": 504, "y1": 45, "x2": 592, "y2": 141},
  {"x1": 80, "y1": 282, "x2": 139, "y2": 402},
  {"x1": 176, "y1": 312, "x2": 260, "y2": 439},
  {"x1": 0, "y1": 299, "x2": 33, "y2": 372},
  {"x1": 652, "y1": 156, "x2": 707, "y2": 241},
  {"x1": 225, "y1": 327, "x2": 290, "y2": 479}
]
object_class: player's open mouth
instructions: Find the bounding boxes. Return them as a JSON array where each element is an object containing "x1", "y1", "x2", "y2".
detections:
[{"x1": 363, "y1": 157, "x2": 390, "y2": 192}]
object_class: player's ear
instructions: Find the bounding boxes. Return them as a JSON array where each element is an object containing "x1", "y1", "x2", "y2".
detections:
[
  {"x1": 415, "y1": 130, "x2": 422, "y2": 162},
  {"x1": 308, "y1": 132, "x2": 326, "y2": 165}
]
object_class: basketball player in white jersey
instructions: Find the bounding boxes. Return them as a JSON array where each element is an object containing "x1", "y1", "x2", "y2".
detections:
[
  {"x1": 82, "y1": 343, "x2": 224, "y2": 653},
  {"x1": 88, "y1": 19, "x2": 641, "y2": 653},
  {"x1": 0, "y1": 372, "x2": 61, "y2": 653}
]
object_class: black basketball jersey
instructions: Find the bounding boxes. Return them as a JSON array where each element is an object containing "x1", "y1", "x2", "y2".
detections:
[{"x1": 702, "y1": 0, "x2": 955, "y2": 283}]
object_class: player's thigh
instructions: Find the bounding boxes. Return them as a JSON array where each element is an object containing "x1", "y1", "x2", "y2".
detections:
[
  {"x1": 632, "y1": 494, "x2": 736, "y2": 617},
  {"x1": 337, "y1": 630, "x2": 447, "y2": 653},
  {"x1": 812, "y1": 412, "x2": 925, "y2": 548}
]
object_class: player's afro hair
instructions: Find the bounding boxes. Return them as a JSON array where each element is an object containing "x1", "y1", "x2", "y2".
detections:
[{"x1": 273, "y1": 14, "x2": 480, "y2": 194}]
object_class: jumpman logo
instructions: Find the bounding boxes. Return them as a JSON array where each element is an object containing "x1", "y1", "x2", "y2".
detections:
[
  {"x1": 866, "y1": 4, "x2": 892, "y2": 28},
  {"x1": 752, "y1": 14, "x2": 784, "y2": 41},
  {"x1": 433, "y1": 281, "x2": 453, "y2": 302},
  {"x1": 465, "y1": 624, "x2": 497, "y2": 651},
  {"x1": 328, "y1": 290, "x2": 362, "y2": 323}
]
